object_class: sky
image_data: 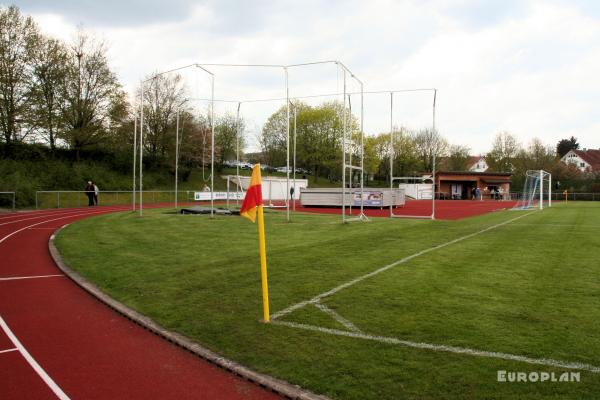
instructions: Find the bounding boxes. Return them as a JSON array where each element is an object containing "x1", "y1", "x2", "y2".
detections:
[{"x1": 8, "y1": 0, "x2": 600, "y2": 154}]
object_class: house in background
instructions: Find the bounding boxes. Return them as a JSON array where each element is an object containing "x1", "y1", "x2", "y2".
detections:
[
  {"x1": 467, "y1": 156, "x2": 488, "y2": 172},
  {"x1": 561, "y1": 149, "x2": 600, "y2": 172}
]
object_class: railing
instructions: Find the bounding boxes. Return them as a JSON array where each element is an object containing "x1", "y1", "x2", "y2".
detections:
[
  {"x1": 509, "y1": 192, "x2": 600, "y2": 202},
  {"x1": 0, "y1": 192, "x2": 16, "y2": 211},
  {"x1": 35, "y1": 190, "x2": 200, "y2": 209}
]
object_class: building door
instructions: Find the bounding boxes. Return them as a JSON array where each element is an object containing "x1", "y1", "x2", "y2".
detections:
[{"x1": 451, "y1": 183, "x2": 462, "y2": 200}]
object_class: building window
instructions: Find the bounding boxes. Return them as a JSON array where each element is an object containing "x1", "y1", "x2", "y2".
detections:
[{"x1": 580, "y1": 163, "x2": 585, "y2": 168}]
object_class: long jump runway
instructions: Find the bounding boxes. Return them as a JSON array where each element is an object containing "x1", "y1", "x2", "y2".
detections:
[{"x1": 0, "y1": 206, "x2": 280, "y2": 400}]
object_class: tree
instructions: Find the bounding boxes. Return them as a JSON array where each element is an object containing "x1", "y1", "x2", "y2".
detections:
[
  {"x1": 0, "y1": 6, "x2": 39, "y2": 147},
  {"x1": 486, "y1": 131, "x2": 520, "y2": 172},
  {"x1": 391, "y1": 128, "x2": 421, "y2": 177},
  {"x1": 556, "y1": 136, "x2": 579, "y2": 158},
  {"x1": 28, "y1": 36, "x2": 69, "y2": 151},
  {"x1": 215, "y1": 113, "x2": 245, "y2": 168},
  {"x1": 261, "y1": 101, "x2": 351, "y2": 181},
  {"x1": 59, "y1": 30, "x2": 125, "y2": 159},
  {"x1": 139, "y1": 72, "x2": 187, "y2": 163},
  {"x1": 446, "y1": 144, "x2": 471, "y2": 171},
  {"x1": 413, "y1": 128, "x2": 448, "y2": 172},
  {"x1": 513, "y1": 138, "x2": 556, "y2": 175}
]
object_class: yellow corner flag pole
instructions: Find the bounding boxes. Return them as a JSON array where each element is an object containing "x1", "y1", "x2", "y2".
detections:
[{"x1": 257, "y1": 204, "x2": 270, "y2": 322}]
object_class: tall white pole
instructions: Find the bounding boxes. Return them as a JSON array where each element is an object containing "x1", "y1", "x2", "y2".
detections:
[
  {"x1": 348, "y1": 95, "x2": 353, "y2": 216},
  {"x1": 175, "y1": 109, "x2": 180, "y2": 209},
  {"x1": 285, "y1": 67, "x2": 290, "y2": 222},
  {"x1": 210, "y1": 75, "x2": 215, "y2": 218},
  {"x1": 139, "y1": 81, "x2": 144, "y2": 216},
  {"x1": 548, "y1": 172, "x2": 552, "y2": 207},
  {"x1": 293, "y1": 103, "x2": 297, "y2": 211},
  {"x1": 341, "y1": 67, "x2": 347, "y2": 223},
  {"x1": 236, "y1": 102, "x2": 241, "y2": 206},
  {"x1": 132, "y1": 115, "x2": 137, "y2": 212},
  {"x1": 431, "y1": 89, "x2": 437, "y2": 220},
  {"x1": 389, "y1": 92, "x2": 393, "y2": 217},
  {"x1": 360, "y1": 82, "x2": 364, "y2": 218},
  {"x1": 539, "y1": 170, "x2": 544, "y2": 210}
]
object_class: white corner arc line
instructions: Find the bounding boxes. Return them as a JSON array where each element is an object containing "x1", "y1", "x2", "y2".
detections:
[
  {"x1": 0, "y1": 316, "x2": 71, "y2": 400},
  {"x1": 273, "y1": 320, "x2": 600, "y2": 374},
  {"x1": 271, "y1": 211, "x2": 536, "y2": 320},
  {"x1": 0, "y1": 347, "x2": 18, "y2": 354},
  {"x1": 314, "y1": 302, "x2": 362, "y2": 333},
  {"x1": 0, "y1": 274, "x2": 64, "y2": 282}
]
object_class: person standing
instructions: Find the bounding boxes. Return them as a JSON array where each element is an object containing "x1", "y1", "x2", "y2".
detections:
[
  {"x1": 85, "y1": 181, "x2": 95, "y2": 206},
  {"x1": 93, "y1": 181, "x2": 99, "y2": 206}
]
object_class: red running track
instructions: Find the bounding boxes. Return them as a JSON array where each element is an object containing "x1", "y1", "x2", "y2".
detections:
[
  {"x1": 282, "y1": 199, "x2": 518, "y2": 220},
  {"x1": 0, "y1": 206, "x2": 281, "y2": 400}
]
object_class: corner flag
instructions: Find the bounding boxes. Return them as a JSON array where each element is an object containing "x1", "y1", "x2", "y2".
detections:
[
  {"x1": 240, "y1": 164, "x2": 270, "y2": 322},
  {"x1": 240, "y1": 165, "x2": 263, "y2": 222}
]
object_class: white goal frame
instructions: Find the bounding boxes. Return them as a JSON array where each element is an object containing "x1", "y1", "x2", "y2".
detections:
[{"x1": 513, "y1": 170, "x2": 552, "y2": 210}]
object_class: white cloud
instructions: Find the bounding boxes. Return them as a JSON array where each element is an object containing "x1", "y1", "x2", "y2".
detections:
[{"x1": 19, "y1": 0, "x2": 600, "y2": 153}]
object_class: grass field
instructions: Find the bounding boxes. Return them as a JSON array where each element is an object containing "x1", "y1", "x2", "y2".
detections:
[{"x1": 55, "y1": 202, "x2": 600, "y2": 399}]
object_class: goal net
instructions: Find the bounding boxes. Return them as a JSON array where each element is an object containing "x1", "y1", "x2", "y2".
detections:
[{"x1": 512, "y1": 170, "x2": 552, "y2": 210}]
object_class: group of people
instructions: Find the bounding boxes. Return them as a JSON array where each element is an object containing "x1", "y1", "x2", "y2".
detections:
[
  {"x1": 84, "y1": 181, "x2": 99, "y2": 206},
  {"x1": 471, "y1": 186, "x2": 504, "y2": 200}
]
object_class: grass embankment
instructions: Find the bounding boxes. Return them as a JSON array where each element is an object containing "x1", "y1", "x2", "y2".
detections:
[{"x1": 55, "y1": 202, "x2": 600, "y2": 399}]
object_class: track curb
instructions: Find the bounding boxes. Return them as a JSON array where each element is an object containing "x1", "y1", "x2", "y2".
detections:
[{"x1": 49, "y1": 223, "x2": 329, "y2": 400}]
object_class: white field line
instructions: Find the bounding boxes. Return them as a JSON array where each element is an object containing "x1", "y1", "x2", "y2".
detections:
[
  {"x1": 511, "y1": 223, "x2": 600, "y2": 228},
  {"x1": 0, "y1": 348, "x2": 18, "y2": 354},
  {"x1": 271, "y1": 211, "x2": 536, "y2": 320},
  {"x1": 273, "y1": 320, "x2": 600, "y2": 374},
  {"x1": 314, "y1": 302, "x2": 362, "y2": 333},
  {"x1": 0, "y1": 274, "x2": 64, "y2": 282},
  {"x1": 0, "y1": 316, "x2": 71, "y2": 400},
  {"x1": 0, "y1": 206, "x2": 127, "y2": 245}
]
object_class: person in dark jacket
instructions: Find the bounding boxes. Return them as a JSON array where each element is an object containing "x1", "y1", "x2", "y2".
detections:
[{"x1": 85, "y1": 181, "x2": 95, "y2": 206}]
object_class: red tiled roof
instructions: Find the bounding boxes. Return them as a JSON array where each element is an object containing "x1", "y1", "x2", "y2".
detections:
[
  {"x1": 573, "y1": 149, "x2": 600, "y2": 169},
  {"x1": 466, "y1": 156, "x2": 484, "y2": 168}
]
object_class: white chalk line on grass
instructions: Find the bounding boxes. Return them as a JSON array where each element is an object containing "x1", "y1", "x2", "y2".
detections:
[
  {"x1": 271, "y1": 211, "x2": 536, "y2": 320},
  {"x1": 314, "y1": 302, "x2": 362, "y2": 333},
  {"x1": 511, "y1": 223, "x2": 600, "y2": 228},
  {"x1": 0, "y1": 274, "x2": 64, "y2": 282},
  {"x1": 273, "y1": 320, "x2": 600, "y2": 374},
  {"x1": 0, "y1": 316, "x2": 71, "y2": 400},
  {"x1": 0, "y1": 348, "x2": 18, "y2": 354}
]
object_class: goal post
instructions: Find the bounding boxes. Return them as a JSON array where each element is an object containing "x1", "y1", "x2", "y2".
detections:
[{"x1": 512, "y1": 170, "x2": 552, "y2": 210}]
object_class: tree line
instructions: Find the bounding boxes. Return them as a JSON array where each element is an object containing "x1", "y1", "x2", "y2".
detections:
[
  {"x1": 0, "y1": 5, "x2": 242, "y2": 176},
  {"x1": 2, "y1": 6, "x2": 597, "y2": 194}
]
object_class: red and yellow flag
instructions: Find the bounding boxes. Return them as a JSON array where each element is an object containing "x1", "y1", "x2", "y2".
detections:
[
  {"x1": 239, "y1": 164, "x2": 270, "y2": 322},
  {"x1": 240, "y1": 164, "x2": 263, "y2": 222}
]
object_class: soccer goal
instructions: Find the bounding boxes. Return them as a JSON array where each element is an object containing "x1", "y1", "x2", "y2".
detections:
[{"x1": 512, "y1": 170, "x2": 552, "y2": 210}]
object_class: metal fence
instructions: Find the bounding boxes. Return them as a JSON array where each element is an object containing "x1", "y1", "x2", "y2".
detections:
[
  {"x1": 509, "y1": 192, "x2": 600, "y2": 202},
  {"x1": 0, "y1": 191, "x2": 16, "y2": 211},
  {"x1": 35, "y1": 190, "x2": 199, "y2": 209}
]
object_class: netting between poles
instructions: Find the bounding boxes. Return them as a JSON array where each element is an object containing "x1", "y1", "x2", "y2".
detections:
[{"x1": 512, "y1": 170, "x2": 551, "y2": 210}]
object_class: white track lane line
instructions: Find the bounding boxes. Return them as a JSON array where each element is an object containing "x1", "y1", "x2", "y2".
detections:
[
  {"x1": 0, "y1": 316, "x2": 71, "y2": 400},
  {"x1": 0, "y1": 348, "x2": 18, "y2": 354},
  {"x1": 0, "y1": 207, "x2": 93, "y2": 220},
  {"x1": 0, "y1": 274, "x2": 64, "y2": 282},
  {"x1": 0, "y1": 206, "x2": 125, "y2": 226},
  {"x1": 273, "y1": 320, "x2": 600, "y2": 374},
  {"x1": 0, "y1": 206, "x2": 128, "y2": 245},
  {"x1": 271, "y1": 211, "x2": 536, "y2": 320}
]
